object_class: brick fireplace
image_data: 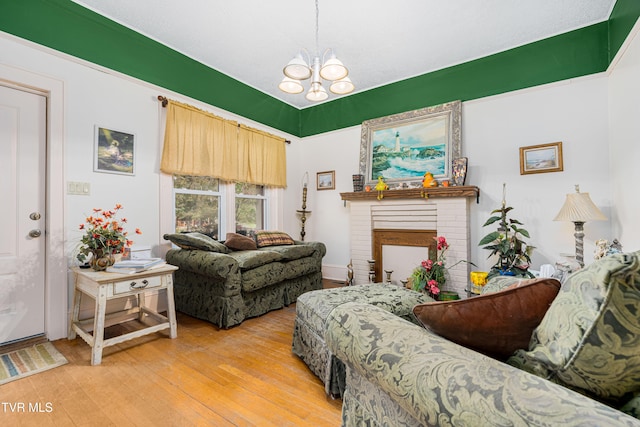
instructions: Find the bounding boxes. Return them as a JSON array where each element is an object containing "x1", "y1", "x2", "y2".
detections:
[{"x1": 340, "y1": 187, "x2": 479, "y2": 298}]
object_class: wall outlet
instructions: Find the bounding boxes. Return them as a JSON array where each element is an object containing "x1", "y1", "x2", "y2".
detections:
[{"x1": 67, "y1": 181, "x2": 90, "y2": 195}]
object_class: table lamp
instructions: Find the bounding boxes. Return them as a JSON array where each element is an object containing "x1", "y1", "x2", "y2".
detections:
[{"x1": 553, "y1": 185, "x2": 606, "y2": 267}]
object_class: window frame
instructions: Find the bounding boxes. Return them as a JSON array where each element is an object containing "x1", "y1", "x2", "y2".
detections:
[
  {"x1": 166, "y1": 175, "x2": 278, "y2": 243},
  {"x1": 158, "y1": 172, "x2": 285, "y2": 258},
  {"x1": 172, "y1": 177, "x2": 225, "y2": 239}
]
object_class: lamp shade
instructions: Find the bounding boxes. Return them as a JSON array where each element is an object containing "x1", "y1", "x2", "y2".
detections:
[
  {"x1": 278, "y1": 77, "x2": 304, "y2": 94},
  {"x1": 283, "y1": 53, "x2": 311, "y2": 80},
  {"x1": 554, "y1": 189, "x2": 606, "y2": 222},
  {"x1": 305, "y1": 83, "x2": 328, "y2": 102},
  {"x1": 320, "y1": 54, "x2": 348, "y2": 81},
  {"x1": 330, "y1": 76, "x2": 355, "y2": 94}
]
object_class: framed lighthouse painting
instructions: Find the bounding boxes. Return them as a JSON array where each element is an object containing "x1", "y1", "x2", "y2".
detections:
[{"x1": 359, "y1": 100, "x2": 461, "y2": 187}]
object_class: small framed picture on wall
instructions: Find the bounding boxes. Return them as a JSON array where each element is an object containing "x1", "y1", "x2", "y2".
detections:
[
  {"x1": 519, "y1": 141, "x2": 563, "y2": 175},
  {"x1": 317, "y1": 171, "x2": 335, "y2": 190},
  {"x1": 94, "y1": 125, "x2": 136, "y2": 175}
]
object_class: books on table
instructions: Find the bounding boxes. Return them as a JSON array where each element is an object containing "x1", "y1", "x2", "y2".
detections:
[{"x1": 106, "y1": 258, "x2": 165, "y2": 274}]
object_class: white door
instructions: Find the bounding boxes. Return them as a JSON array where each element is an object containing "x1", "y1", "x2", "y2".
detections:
[{"x1": 0, "y1": 85, "x2": 46, "y2": 345}]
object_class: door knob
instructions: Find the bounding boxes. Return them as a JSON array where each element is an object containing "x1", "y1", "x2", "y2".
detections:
[
  {"x1": 29, "y1": 212, "x2": 41, "y2": 220},
  {"x1": 29, "y1": 229, "x2": 42, "y2": 238}
]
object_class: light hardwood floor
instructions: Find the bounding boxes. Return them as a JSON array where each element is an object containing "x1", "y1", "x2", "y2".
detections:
[{"x1": 2, "y1": 283, "x2": 344, "y2": 426}]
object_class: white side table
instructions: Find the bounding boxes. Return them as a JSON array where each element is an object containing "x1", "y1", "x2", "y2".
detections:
[{"x1": 69, "y1": 264, "x2": 178, "y2": 365}]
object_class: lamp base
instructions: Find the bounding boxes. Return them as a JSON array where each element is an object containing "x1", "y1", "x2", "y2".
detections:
[{"x1": 573, "y1": 221, "x2": 585, "y2": 268}]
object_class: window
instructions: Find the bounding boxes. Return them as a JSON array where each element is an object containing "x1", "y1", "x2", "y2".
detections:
[
  {"x1": 172, "y1": 176, "x2": 268, "y2": 240},
  {"x1": 235, "y1": 183, "x2": 266, "y2": 237},
  {"x1": 173, "y1": 175, "x2": 221, "y2": 239}
]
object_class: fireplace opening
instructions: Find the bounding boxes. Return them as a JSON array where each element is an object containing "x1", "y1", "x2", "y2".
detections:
[{"x1": 372, "y1": 229, "x2": 437, "y2": 283}]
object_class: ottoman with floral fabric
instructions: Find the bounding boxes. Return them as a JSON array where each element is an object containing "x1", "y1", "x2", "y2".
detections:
[{"x1": 292, "y1": 283, "x2": 432, "y2": 397}]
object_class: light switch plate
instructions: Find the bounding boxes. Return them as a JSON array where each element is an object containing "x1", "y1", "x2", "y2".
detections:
[{"x1": 67, "y1": 181, "x2": 90, "y2": 195}]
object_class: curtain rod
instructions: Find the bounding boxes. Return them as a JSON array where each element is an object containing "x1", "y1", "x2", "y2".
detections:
[{"x1": 157, "y1": 95, "x2": 291, "y2": 144}]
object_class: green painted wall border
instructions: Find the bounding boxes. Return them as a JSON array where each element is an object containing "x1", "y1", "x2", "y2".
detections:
[
  {"x1": 0, "y1": 0, "x2": 637, "y2": 138},
  {"x1": 0, "y1": 0, "x2": 301, "y2": 136},
  {"x1": 609, "y1": 0, "x2": 640, "y2": 62},
  {"x1": 299, "y1": 23, "x2": 609, "y2": 137}
]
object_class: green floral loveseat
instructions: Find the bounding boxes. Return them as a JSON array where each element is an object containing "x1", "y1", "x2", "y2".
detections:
[
  {"x1": 326, "y1": 251, "x2": 640, "y2": 426},
  {"x1": 165, "y1": 232, "x2": 326, "y2": 328}
]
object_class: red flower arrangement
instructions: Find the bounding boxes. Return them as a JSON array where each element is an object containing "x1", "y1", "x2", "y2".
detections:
[{"x1": 77, "y1": 204, "x2": 141, "y2": 267}]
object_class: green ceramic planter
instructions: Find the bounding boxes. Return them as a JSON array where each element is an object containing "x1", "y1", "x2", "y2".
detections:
[{"x1": 439, "y1": 291, "x2": 460, "y2": 301}]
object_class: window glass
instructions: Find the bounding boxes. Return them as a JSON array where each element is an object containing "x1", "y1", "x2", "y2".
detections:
[
  {"x1": 235, "y1": 183, "x2": 265, "y2": 237},
  {"x1": 173, "y1": 175, "x2": 220, "y2": 239}
]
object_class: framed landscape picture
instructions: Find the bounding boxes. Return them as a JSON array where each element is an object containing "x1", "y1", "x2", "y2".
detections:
[
  {"x1": 317, "y1": 171, "x2": 335, "y2": 190},
  {"x1": 359, "y1": 101, "x2": 461, "y2": 187},
  {"x1": 519, "y1": 142, "x2": 563, "y2": 175},
  {"x1": 94, "y1": 125, "x2": 135, "y2": 175}
]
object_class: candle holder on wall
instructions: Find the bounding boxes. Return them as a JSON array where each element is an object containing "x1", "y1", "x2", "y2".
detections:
[{"x1": 296, "y1": 172, "x2": 311, "y2": 241}]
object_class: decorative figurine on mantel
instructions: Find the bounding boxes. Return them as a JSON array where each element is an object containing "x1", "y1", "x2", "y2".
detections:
[
  {"x1": 374, "y1": 176, "x2": 388, "y2": 200},
  {"x1": 421, "y1": 171, "x2": 437, "y2": 198}
]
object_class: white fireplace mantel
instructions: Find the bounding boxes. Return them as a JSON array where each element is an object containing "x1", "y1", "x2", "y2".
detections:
[{"x1": 340, "y1": 186, "x2": 479, "y2": 298}]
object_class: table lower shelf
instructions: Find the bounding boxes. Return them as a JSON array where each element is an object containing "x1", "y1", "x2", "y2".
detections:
[{"x1": 72, "y1": 308, "x2": 172, "y2": 350}]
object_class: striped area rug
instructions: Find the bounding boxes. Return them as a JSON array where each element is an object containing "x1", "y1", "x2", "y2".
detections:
[{"x1": 0, "y1": 342, "x2": 68, "y2": 385}]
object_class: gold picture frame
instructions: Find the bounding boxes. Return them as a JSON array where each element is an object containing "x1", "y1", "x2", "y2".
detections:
[
  {"x1": 519, "y1": 142, "x2": 563, "y2": 175},
  {"x1": 317, "y1": 171, "x2": 335, "y2": 190}
]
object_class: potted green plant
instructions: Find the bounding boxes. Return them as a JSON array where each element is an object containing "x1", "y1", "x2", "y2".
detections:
[{"x1": 479, "y1": 201, "x2": 534, "y2": 279}]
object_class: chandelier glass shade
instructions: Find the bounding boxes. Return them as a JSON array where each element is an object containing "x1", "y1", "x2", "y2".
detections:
[
  {"x1": 279, "y1": 0, "x2": 354, "y2": 102},
  {"x1": 280, "y1": 49, "x2": 354, "y2": 101}
]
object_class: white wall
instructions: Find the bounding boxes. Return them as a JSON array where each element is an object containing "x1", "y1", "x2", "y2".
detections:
[
  {"x1": 296, "y1": 127, "x2": 361, "y2": 279},
  {"x1": 609, "y1": 21, "x2": 640, "y2": 246},
  {"x1": 300, "y1": 75, "x2": 613, "y2": 280},
  {"x1": 464, "y1": 75, "x2": 611, "y2": 272},
  {"x1": 0, "y1": 33, "x2": 297, "y2": 339}
]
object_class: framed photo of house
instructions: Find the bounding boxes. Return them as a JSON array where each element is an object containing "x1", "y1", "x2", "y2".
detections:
[
  {"x1": 359, "y1": 100, "x2": 461, "y2": 187},
  {"x1": 94, "y1": 125, "x2": 135, "y2": 175},
  {"x1": 317, "y1": 170, "x2": 335, "y2": 190},
  {"x1": 519, "y1": 141, "x2": 563, "y2": 175}
]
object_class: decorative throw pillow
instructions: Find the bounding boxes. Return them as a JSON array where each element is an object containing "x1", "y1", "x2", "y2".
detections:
[
  {"x1": 163, "y1": 232, "x2": 229, "y2": 253},
  {"x1": 413, "y1": 278, "x2": 561, "y2": 359},
  {"x1": 224, "y1": 232, "x2": 257, "y2": 251},
  {"x1": 255, "y1": 230, "x2": 295, "y2": 248},
  {"x1": 507, "y1": 251, "x2": 640, "y2": 400}
]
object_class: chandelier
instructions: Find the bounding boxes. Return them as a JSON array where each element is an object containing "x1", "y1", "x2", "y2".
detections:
[{"x1": 278, "y1": 0, "x2": 355, "y2": 102}]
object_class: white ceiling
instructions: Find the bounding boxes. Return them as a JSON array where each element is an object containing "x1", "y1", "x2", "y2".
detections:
[{"x1": 72, "y1": 0, "x2": 616, "y2": 109}]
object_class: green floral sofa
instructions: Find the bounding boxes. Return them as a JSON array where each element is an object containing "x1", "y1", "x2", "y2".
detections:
[
  {"x1": 164, "y1": 232, "x2": 326, "y2": 328},
  {"x1": 326, "y1": 251, "x2": 640, "y2": 426}
]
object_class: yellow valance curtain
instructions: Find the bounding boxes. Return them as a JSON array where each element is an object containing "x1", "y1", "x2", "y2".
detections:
[
  {"x1": 237, "y1": 125, "x2": 287, "y2": 187},
  {"x1": 160, "y1": 100, "x2": 287, "y2": 187}
]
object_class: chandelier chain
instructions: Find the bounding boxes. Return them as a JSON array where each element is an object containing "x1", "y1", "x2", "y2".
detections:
[{"x1": 314, "y1": 0, "x2": 320, "y2": 57}]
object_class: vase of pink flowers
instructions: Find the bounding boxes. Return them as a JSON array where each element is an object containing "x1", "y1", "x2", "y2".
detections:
[{"x1": 411, "y1": 236, "x2": 470, "y2": 300}]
